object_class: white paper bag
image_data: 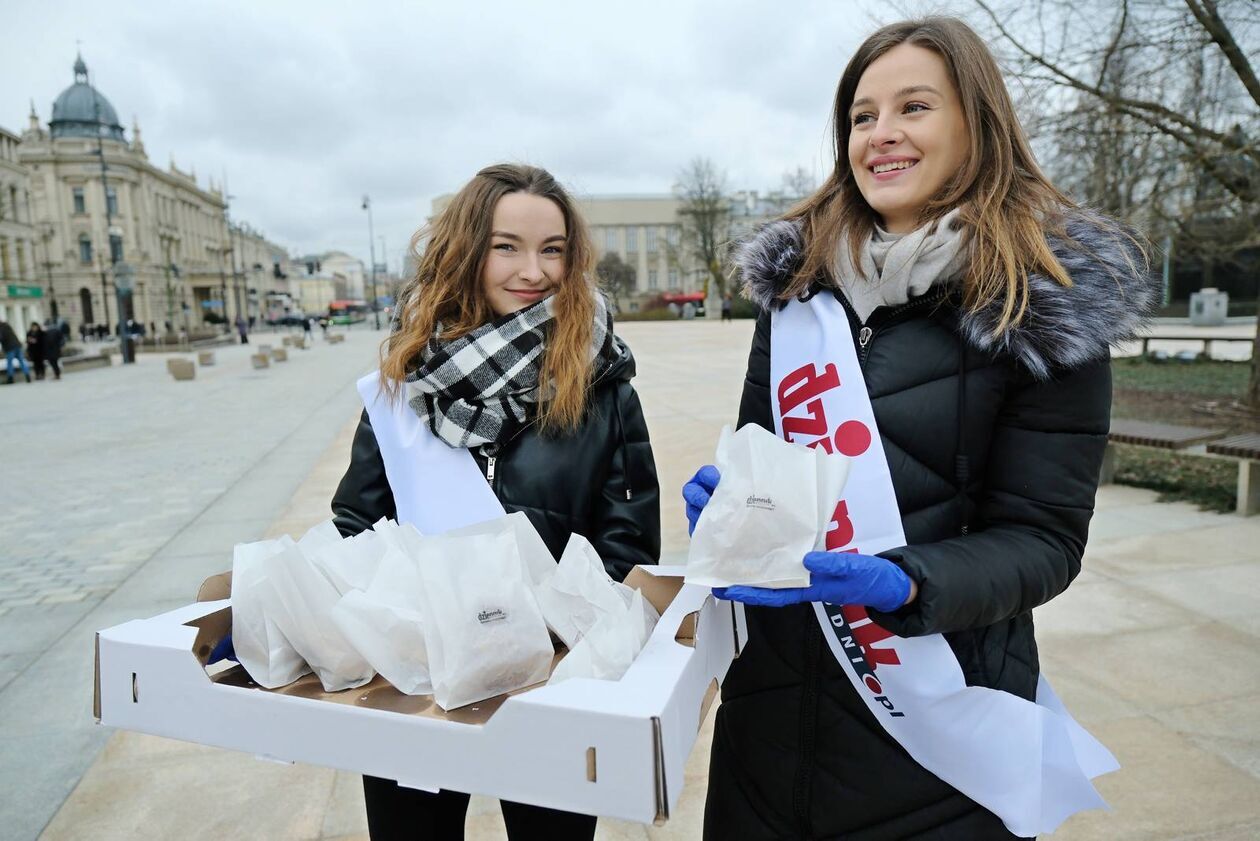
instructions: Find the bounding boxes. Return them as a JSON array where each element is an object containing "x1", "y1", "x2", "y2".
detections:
[
  {"x1": 548, "y1": 588, "x2": 659, "y2": 685},
  {"x1": 687, "y1": 424, "x2": 850, "y2": 588},
  {"x1": 415, "y1": 528, "x2": 554, "y2": 710},
  {"x1": 230, "y1": 536, "x2": 309, "y2": 688},
  {"x1": 264, "y1": 522, "x2": 377, "y2": 691},
  {"x1": 331, "y1": 540, "x2": 433, "y2": 695},
  {"x1": 534, "y1": 533, "x2": 634, "y2": 648}
]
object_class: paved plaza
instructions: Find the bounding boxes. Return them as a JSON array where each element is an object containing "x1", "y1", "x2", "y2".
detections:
[{"x1": 2, "y1": 320, "x2": 1259, "y2": 839}]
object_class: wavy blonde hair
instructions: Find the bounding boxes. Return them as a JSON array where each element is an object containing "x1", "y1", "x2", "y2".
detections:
[
  {"x1": 784, "y1": 17, "x2": 1087, "y2": 335},
  {"x1": 381, "y1": 164, "x2": 598, "y2": 433}
]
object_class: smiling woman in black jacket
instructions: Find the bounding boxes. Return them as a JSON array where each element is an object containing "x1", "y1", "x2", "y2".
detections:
[
  {"x1": 332, "y1": 163, "x2": 660, "y2": 841},
  {"x1": 683, "y1": 18, "x2": 1158, "y2": 841}
]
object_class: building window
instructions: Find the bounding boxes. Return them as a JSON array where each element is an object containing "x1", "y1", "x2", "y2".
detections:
[
  {"x1": 0, "y1": 239, "x2": 9, "y2": 278},
  {"x1": 646, "y1": 227, "x2": 658, "y2": 253},
  {"x1": 72, "y1": 187, "x2": 86, "y2": 215},
  {"x1": 109, "y1": 234, "x2": 124, "y2": 263},
  {"x1": 15, "y1": 241, "x2": 25, "y2": 279},
  {"x1": 106, "y1": 187, "x2": 118, "y2": 216},
  {"x1": 604, "y1": 227, "x2": 618, "y2": 252},
  {"x1": 669, "y1": 269, "x2": 680, "y2": 289},
  {"x1": 630, "y1": 267, "x2": 639, "y2": 289},
  {"x1": 667, "y1": 226, "x2": 680, "y2": 247},
  {"x1": 626, "y1": 227, "x2": 638, "y2": 252},
  {"x1": 648, "y1": 270, "x2": 658, "y2": 289},
  {"x1": 79, "y1": 235, "x2": 93, "y2": 264},
  {"x1": 8, "y1": 187, "x2": 17, "y2": 223}
]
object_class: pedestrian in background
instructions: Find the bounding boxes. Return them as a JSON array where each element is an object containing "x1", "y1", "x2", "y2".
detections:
[
  {"x1": 25, "y1": 322, "x2": 48, "y2": 380},
  {"x1": 720, "y1": 293, "x2": 733, "y2": 321},
  {"x1": 2, "y1": 320, "x2": 32, "y2": 384},
  {"x1": 43, "y1": 321, "x2": 63, "y2": 380},
  {"x1": 332, "y1": 163, "x2": 660, "y2": 841},
  {"x1": 684, "y1": 16, "x2": 1157, "y2": 840},
  {"x1": 235, "y1": 314, "x2": 249, "y2": 344}
]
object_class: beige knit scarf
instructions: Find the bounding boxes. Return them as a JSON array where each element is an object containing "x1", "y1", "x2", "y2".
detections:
[{"x1": 834, "y1": 208, "x2": 969, "y2": 322}]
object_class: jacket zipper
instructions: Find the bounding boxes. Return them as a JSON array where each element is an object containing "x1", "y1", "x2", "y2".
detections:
[
  {"x1": 834, "y1": 286, "x2": 949, "y2": 367},
  {"x1": 485, "y1": 454, "x2": 496, "y2": 485}
]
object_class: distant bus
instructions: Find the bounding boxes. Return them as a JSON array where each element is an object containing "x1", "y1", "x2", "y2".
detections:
[{"x1": 328, "y1": 300, "x2": 369, "y2": 325}]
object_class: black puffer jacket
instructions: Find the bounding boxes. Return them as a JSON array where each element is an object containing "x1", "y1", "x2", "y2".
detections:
[
  {"x1": 704, "y1": 212, "x2": 1159, "y2": 841},
  {"x1": 331, "y1": 340, "x2": 660, "y2": 581}
]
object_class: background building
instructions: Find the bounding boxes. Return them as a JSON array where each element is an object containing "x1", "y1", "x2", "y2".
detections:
[
  {"x1": 13, "y1": 54, "x2": 301, "y2": 337},
  {"x1": 0, "y1": 124, "x2": 42, "y2": 340}
]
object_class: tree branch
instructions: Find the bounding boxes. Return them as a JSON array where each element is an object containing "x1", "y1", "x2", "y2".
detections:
[
  {"x1": 973, "y1": 0, "x2": 1256, "y2": 160},
  {"x1": 1184, "y1": 0, "x2": 1260, "y2": 109}
]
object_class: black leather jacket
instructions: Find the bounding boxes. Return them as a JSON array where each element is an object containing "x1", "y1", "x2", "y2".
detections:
[{"x1": 331, "y1": 342, "x2": 660, "y2": 581}]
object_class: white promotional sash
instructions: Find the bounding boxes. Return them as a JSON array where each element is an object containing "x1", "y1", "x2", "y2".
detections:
[
  {"x1": 770, "y1": 294, "x2": 1119, "y2": 838},
  {"x1": 356, "y1": 372, "x2": 505, "y2": 532}
]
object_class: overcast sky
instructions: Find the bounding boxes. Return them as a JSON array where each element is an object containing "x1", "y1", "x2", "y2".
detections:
[{"x1": 2, "y1": 0, "x2": 963, "y2": 271}]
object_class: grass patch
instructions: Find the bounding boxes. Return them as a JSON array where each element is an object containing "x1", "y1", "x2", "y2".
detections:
[
  {"x1": 1113, "y1": 444, "x2": 1237, "y2": 512},
  {"x1": 1111, "y1": 357, "x2": 1251, "y2": 396},
  {"x1": 614, "y1": 307, "x2": 681, "y2": 322}
]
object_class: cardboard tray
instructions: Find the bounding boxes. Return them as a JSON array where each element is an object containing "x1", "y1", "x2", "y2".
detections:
[{"x1": 94, "y1": 565, "x2": 745, "y2": 824}]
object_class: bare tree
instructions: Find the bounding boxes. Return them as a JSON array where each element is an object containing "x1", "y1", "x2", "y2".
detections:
[
  {"x1": 596, "y1": 251, "x2": 636, "y2": 314},
  {"x1": 974, "y1": 0, "x2": 1260, "y2": 406},
  {"x1": 674, "y1": 157, "x2": 732, "y2": 298}
]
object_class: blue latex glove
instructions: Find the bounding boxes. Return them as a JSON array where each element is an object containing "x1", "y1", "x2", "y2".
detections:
[
  {"x1": 207, "y1": 631, "x2": 238, "y2": 665},
  {"x1": 715, "y1": 551, "x2": 913, "y2": 613},
  {"x1": 682, "y1": 465, "x2": 721, "y2": 536}
]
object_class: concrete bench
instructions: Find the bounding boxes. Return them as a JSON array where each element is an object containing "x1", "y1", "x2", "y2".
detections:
[
  {"x1": 1207, "y1": 434, "x2": 1260, "y2": 516},
  {"x1": 327, "y1": 333, "x2": 345, "y2": 345},
  {"x1": 1135, "y1": 335, "x2": 1253, "y2": 359},
  {"x1": 166, "y1": 358, "x2": 196, "y2": 381},
  {"x1": 282, "y1": 336, "x2": 294, "y2": 347},
  {"x1": 271, "y1": 347, "x2": 288, "y2": 362},
  {"x1": 1100, "y1": 419, "x2": 1228, "y2": 484},
  {"x1": 197, "y1": 351, "x2": 216, "y2": 366},
  {"x1": 251, "y1": 353, "x2": 270, "y2": 369}
]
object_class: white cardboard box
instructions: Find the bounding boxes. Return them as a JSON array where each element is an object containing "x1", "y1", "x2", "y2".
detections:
[{"x1": 94, "y1": 566, "x2": 745, "y2": 824}]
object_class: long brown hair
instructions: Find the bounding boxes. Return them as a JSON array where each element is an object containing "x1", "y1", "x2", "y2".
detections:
[
  {"x1": 784, "y1": 17, "x2": 1082, "y2": 335},
  {"x1": 381, "y1": 163, "x2": 598, "y2": 433}
]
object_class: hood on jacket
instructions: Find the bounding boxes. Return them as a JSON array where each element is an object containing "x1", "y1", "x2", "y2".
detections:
[{"x1": 734, "y1": 209, "x2": 1161, "y2": 380}]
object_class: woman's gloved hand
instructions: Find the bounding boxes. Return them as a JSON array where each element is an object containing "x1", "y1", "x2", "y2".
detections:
[
  {"x1": 682, "y1": 465, "x2": 721, "y2": 536},
  {"x1": 207, "y1": 632, "x2": 238, "y2": 665},
  {"x1": 715, "y1": 551, "x2": 915, "y2": 612}
]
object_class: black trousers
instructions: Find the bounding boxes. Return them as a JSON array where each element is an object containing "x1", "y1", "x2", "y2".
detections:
[{"x1": 362, "y1": 775, "x2": 597, "y2": 841}]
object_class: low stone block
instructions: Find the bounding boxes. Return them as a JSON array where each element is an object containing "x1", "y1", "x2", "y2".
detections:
[
  {"x1": 258, "y1": 344, "x2": 272, "y2": 355},
  {"x1": 281, "y1": 336, "x2": 294, "y2": 347},
  {"x1": 292, "y1": 336, "x2": 306, "y2": 350},
  {"x1": 328, "y1": 333, "x2": 345, "y2": 344},
  {"x1": 251, "y1": 353, "x2": 270, "y2": 369},
  {"x1": 197, "y1": 351, "x2": 215, "y2": 366},
  {"x1": 166, "y1": 359, "x2": 195, "y2": 381},
  {"x1": 271, "y1": 347, "x2": 288, "y2": 362}
]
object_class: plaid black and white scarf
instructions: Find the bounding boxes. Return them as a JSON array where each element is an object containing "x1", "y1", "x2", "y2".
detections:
[{"x1": 404, "y1": 293, "x2": 618, "y2": 448}]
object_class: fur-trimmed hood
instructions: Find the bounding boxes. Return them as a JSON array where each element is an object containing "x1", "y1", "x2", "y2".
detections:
[{"x1": 734, "y1": 209, "x2": 1161, "y2": 379}]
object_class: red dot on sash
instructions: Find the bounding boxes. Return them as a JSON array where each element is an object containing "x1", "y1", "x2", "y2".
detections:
[
  {"x1": 835, "y1": 421, "x2": 872, "y2": 457},
  {"x1": 864, "y1": 674, "x2": 883, "y2": 694}
]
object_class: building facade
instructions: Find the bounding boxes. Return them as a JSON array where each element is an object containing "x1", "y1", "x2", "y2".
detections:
[
  {"x1": 15, "y1": 55, "x2": 290, "y2": 336},
  {"x1": 0, "y1": 125, "x2": 42, "y2": 341},
  {"x1": 229, "y1": 220, "x2": 291, "y2": 322}
]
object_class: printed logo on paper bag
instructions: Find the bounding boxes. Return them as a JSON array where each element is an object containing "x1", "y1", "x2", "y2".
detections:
[
  {"x1": 477, "y1": 608, "x2": 508, "y2": 624},
  {"x1": 745, "y1": 494, "x2": 776, "y2": 511}
]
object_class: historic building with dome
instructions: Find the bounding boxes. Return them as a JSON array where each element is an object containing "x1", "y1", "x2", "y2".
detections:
[{"x1": 2, "y1": 54, "x2": 289, "y2": 338}]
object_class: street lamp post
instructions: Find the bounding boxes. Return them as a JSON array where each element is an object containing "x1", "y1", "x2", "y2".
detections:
[{"x1": 362, "y1": 195, "x2": 381, "y2": 330}]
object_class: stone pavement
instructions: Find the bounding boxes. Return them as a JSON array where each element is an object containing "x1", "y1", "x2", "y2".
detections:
[
  {"x1": 0, "y1": 325, "x2": 387, "y2": 840},
  {"x1": 7, "y1": 321, "x2": 1260, "y2": 839}
]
